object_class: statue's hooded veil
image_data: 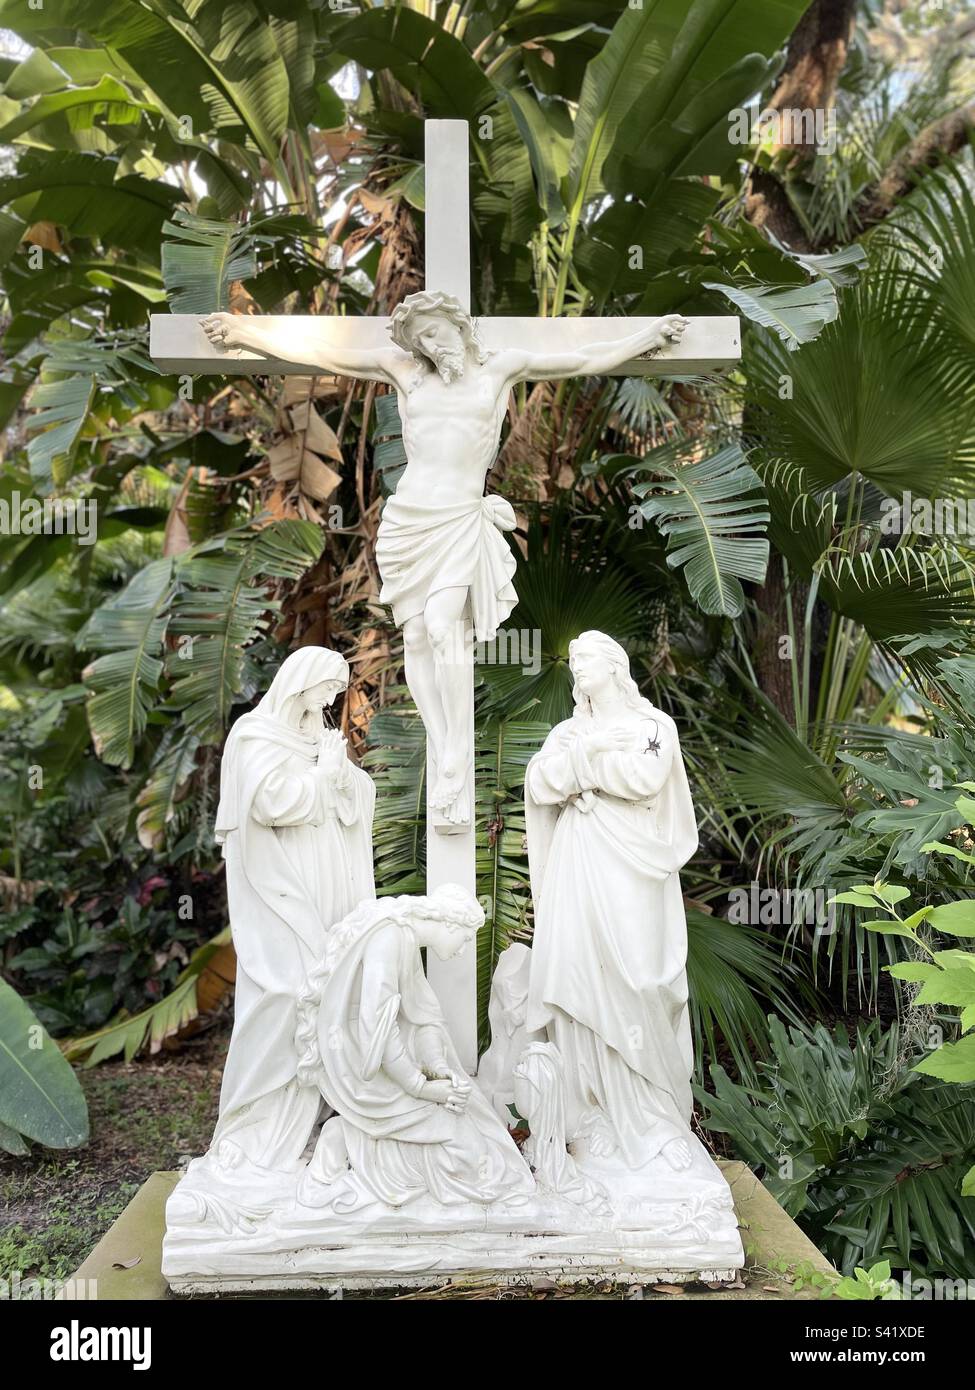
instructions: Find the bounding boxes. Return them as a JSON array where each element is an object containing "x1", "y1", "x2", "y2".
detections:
[{"x1": 214, "y1": 645, "x2": 350, "y2": 845}]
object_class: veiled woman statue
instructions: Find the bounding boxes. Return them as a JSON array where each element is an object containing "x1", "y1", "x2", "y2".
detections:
[
  {"x1": 209, "y1": 646, "x2": 375, "y2": 1173},
  {"x1": 524, "y1": 631, "x2": 699, "y2": 1175}
]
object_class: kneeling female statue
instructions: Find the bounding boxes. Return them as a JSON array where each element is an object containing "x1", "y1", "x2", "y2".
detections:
[{"x1": 295, "y1": 884, "x2": 535, "y2": 1210}]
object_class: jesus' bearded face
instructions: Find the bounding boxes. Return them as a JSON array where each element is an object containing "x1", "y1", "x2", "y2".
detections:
[{"x1": 411, "y1": 314, "x2": 467, "y2": 382}]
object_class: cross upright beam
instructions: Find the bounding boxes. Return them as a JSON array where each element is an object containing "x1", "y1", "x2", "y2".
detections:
[
  {"x1": 424, "y1": 120, "x2": 471, "y2": 312},
  {"x1": 420, "y1": 120, "x2": 479, "y2": 1071}
]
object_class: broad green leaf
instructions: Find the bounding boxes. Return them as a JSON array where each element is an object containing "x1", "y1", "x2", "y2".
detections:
[
  {"x1": 704, "y1": 279, "x2": 839, "y2": 351},
  {"x1": 923, "y1": 840, "x2": 975, "y2": 866},
  {"x1": 80, "y1": 557, "x2": 175, "y2": 768},
  {"x1": 884, "y1": 962, "x2": 938, "y2": 982},
  {"x1": 0, "y1": 978, "x2": 88, "y2": 1148},
  {"x1": 766, "y1": 236, "x2": 869, "y2": 290},
  {"x1": 830, "y1": 890, "x2": 881, "y2": 908},
  {"x1": 0, "y1": 150, "x2": 182, "y2": 252},
  {"x1": 168, "y1": 521, "x2": 324, "y2": 742},
  {"x1": 25, "y1": 375, "x2": 94, "y2": 488},
  {"x1": 873, "y1": 883, "x2": 911, "y2": 905},
  {"x1": 632, "y1": 442, "x2": 769, "y2": 618},
  {"x1": 914, "y1": 1032, "x2": 975, "y2": 1083},
  {"x1": 505, "y1": 89, "x2": 572, "y2": 227},
  {"x1": 0, "y1": 75, "x2": 151, "y2": 142},
  {"x1": 603, "y1": 52, "x2": 774, "y2": 196},
  {"x1": 333, "y1": 8, "x2": 493, "y2": 121},
  {"x1": 136, "y1": 729, "x2": 201, "y2": 851},
  {"x1": 916, "y1": 968, "x2": 975, "y2": 1009},
  {"x1": 860, "y1": 919, "x2": 919, "y2": 940},
  {"x1": 161, "y1": 208, "x2": 258, "y2": 314},
  {"x1": 928, "y1": 900, "x2": 975, "y2": 937}
]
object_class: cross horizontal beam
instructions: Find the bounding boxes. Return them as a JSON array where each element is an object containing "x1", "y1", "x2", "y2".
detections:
[{"x1": 149, "y1": 314, "x2": 740, "y2": 378}]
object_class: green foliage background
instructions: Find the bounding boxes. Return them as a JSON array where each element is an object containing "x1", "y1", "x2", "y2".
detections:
[{"x1": 1, "y1": 0, "x2": 974, "y2": 1280}]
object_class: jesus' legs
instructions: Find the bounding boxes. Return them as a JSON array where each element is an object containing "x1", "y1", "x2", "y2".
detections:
[
  {"x1": 424, "y1": 585, "x2": 472, "y2": 819},
  {"x1": 403, "y1": 615, "x2": 448, "y2": 762}
]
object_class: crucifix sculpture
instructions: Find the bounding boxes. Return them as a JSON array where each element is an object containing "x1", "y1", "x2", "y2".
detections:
[{"x1": 150, "y1": 120, "x2": 740, "y2": 1071}]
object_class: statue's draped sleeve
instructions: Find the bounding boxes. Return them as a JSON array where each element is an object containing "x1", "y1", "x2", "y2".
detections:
[
  {"x1": 527, "y1": 723, "x2": 677, "y2": 805},
  {"x1": 357, "y1": 926, "x2": 426, "y2": 1094},
  {"x1": 250, "y1": 755, "x2": 357, "y2": 829}
]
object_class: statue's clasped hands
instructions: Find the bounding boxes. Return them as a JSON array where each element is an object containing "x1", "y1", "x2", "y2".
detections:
[
  {"x1": 581, "y1": 727, "x2": 631, "y2": 758},
  {"x1": 421, "y1": 1066, "x2": 472, "y2": 1115},
  {"x1": 316, "y1": 728, "x2": 348, "y2": 778}
]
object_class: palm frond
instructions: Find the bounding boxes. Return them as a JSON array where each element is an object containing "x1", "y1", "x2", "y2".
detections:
[{"x1": 630, "y1": 441, "x2": 769, "y2": 618}]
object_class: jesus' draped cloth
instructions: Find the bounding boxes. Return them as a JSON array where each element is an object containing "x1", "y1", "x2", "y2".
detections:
[{"x1": 375, "y1": 493, "x2": 518, "y2": 642}]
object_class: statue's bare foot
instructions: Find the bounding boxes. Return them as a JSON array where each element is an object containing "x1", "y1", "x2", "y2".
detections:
[
  {"x1": 430, "y1": 764, "x2": 465, "y2": 814},
  {"x1": 662, "y1": 1136, "x2": 692, "y2": 1171}
]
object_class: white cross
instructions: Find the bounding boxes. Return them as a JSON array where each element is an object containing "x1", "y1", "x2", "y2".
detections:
[{"x1": 150, "y1": 120, "x2": 740, "y2": 1071}]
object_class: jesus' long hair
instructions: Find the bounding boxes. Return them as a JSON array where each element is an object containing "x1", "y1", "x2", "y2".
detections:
[{"x1": 388, "y1": 290, "x2": 491, "y2": 369}]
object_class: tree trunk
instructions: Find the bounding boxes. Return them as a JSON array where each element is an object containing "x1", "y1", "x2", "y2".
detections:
[
  {"x1": 744, "y1": 0, "x2": 858, "y2": 251},
  {"x1": 745, "y1": 0, "x2": 857, "y2": 719}
]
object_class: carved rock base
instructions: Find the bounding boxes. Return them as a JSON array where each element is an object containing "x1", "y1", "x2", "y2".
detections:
[{"x1": 162, "y1": 1135, "x2": 743, "y2": 1292}]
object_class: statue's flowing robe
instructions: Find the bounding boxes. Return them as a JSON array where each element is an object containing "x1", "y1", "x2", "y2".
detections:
[
  {"x1": 376, "y1": 493, "x2": 517, "y2": 642},
  {"x1": 308, "y1": 911, "x2": 534, "y2": 1207},
  {"x1": 212, "y1": 700, "x2": 375, "y2": 1171},
  {"x1": 525, "y1": 708, "x2": 698, "y2": 1167}
]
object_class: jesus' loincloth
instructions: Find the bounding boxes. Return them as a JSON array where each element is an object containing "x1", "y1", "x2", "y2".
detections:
[{"x1": 376, "y1": 493, "x2": 518, "y2": 643}]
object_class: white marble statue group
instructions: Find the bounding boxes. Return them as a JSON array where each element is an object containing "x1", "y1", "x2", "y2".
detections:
[{"x1": 162, "y1": 293, "x2": 743, "y2": 1289}]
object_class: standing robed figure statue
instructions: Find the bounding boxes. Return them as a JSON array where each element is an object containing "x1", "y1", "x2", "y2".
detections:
[
  {"x1": 209, "y1": 646, "x2": 375, "y2": 1173},
  {"x1": 524, "y1": 631, "x2": 699, "y2": 1175}
]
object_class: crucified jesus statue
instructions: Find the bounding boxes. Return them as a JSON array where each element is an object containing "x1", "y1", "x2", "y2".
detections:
[{"x1": 202, "y1": 292, "x2": 688, "y2": 826}]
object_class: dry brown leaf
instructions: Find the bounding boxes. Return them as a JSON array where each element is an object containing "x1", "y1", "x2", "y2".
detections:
[
  {"x1": 654, "y1": 1283, "x2": 685, "y2": 1295},
  {"x1": 228, "y1": 281, "x2": 257, "y2": 314},
  {"x1": 320, "y1": 130, "x2": 353, "y2": 164},
  {"x1": 162, "y1": 471, "x2": 193, "y2": 558},
  {"x1": 24, "y1": 220, "x2": 62, "y2": 254},
  {"x1": 195, "y1": 941, "x2": 237, "y2": 1014},
  {"x1": 290, "y1": 400, "x2": 343, "y2": 461},
  {"x1": 267, "y1": 438, "x2": 302, "y2": 482},
  {"x1": 112, "y1": 1256, "x2": 142, "y2": 1270},
  {"x1": 357, "y1": 188, "x2": 395, "y2": 220},
  {"x1": 283, "y1": 375, "x2": 341, "y2": 406},
  {"x1": 300, "y1": 453, "x2": 341, "y2": 502},
  {"x1": 262, "y1": 485, "x2": 298, "y2": 521}
]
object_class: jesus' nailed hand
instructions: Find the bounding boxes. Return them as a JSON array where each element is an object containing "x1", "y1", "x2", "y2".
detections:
[{"x1": 201, "y1": 294, "x2": 688, "y2": 828}]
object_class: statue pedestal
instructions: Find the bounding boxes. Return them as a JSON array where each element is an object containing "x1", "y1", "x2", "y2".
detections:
[{"x1": 161, "y1": 1136, "x2": 743, "y2": 1294}]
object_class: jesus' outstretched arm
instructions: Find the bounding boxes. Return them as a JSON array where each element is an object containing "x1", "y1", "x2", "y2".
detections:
[
  {"x1": 505, "y1": 313, "x2": 690, "y2": 383},
  {"x1": 200, "y1": 311, "x2": 402, "y2": 384}
]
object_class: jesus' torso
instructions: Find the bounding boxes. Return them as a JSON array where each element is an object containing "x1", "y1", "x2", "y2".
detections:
[{"x1": 392, "y1": 356, "x2": 512, "y2": 505}]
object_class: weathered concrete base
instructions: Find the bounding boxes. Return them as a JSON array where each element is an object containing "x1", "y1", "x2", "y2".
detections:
[{"x1": 69, "y1": 1162, "x2": 833, "y2": 1300}]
